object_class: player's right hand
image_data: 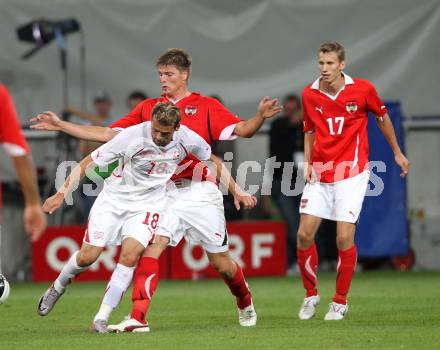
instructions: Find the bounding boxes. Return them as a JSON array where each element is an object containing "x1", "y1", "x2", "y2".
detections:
[
  {"x1": 30, "y1": 111, "x2": 62, "y2": 131},
  {"x1": 23, "y1": 204, "x2": 47, "y2": 242},
  {"x1": 304, "y1": 163, "x2": 315, "y2": 183},
  {"x1": 43, "y1": 192, "x2": 65, "y2": 214},
  {"x1": 395, "y1": 152, "x2": 409, "y2": 178},
  {"x1": 257, "y1": 96, "x2": 283, "y2": 120},
  {"x1": 233, "y1": 192, "x2": 258, "y2": 211}
]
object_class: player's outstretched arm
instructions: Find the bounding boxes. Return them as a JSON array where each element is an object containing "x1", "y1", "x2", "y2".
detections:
[
  {"x1": 12, "y1": 156, "x2": 47, "y2": 242},
  {"x1": 375, "y1": 113, "x2": 409, "y2": 177},
  {"x1": 30, "y1": 111, "x2": 117, "y2": 142},
  {"x1": 234, "y1": 96, "x2": 283, "y2": 138},
  {"x1": 43, "y1": 155, "x2": 95, "y2": 214},
  {"x1": 209, "y1": 154, "x2": 257, "y2": 210}
]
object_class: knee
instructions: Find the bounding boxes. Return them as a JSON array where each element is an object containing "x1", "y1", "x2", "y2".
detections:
[
  {"x1": 336, "y1": 234, "x2": 353, "y2": 250},
  {"x1": 76, "y1": 250, "x2": 98, "y2": 267},
  {"x1": 297, "y1": 227, "x2": 315, "y2": 247},
  {"x1": 210, "y1": 257, "x2": 235, "y2": 279},
  {"x1": 142, "y1": 236, "x2": 169, "y2": 259},
  {"x1": 119, "y1": 251, "x2": 139, "y2": 267}
]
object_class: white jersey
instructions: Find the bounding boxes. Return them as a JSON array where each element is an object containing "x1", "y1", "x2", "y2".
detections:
[{"x1": 90, "y1": 122, "x2": 211, "y2": 205}]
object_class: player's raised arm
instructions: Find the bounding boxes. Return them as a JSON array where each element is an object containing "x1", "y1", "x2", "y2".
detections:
[
  {"x1": 209, "y1": 154, "x2": 257, "y2": 210},
  {"x1": 233, "y1": 96, "x2": 283, "y2": 138},
  {"x1": 43, "y1": 155, "x2": 95, "y2": 214},
  {"x1": 30, "y1": 111, "x2": 117, "y2": 142},
  {"x1": 374, "y1": 113, "x2": 409, "y2": 177}
]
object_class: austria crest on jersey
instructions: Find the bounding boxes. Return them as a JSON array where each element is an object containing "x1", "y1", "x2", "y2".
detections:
[
  {"x1": 184, "y1": 105, "x2": 197, "y2": 117},
  {"x1": 346, "y1": 101, "x2": 358, "y2": 114}
]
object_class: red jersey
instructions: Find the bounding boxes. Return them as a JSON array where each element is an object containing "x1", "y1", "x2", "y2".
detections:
[
  {"x1": 302, "y1": 73, "x2": 387, "y2": 183},
  {"x1": 0, "y1": 83, "x2": 31, "y2": 209},
  {"x1": 110, "y1": 92, "x2": 241, "y2": 182},
  {"x1": 0, "y1": 84, "x2": 30, "y2": 157}
]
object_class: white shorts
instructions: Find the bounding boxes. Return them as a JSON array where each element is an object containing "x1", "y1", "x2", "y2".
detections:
[
  {"x1": 84, "y1": 190, "x2": 166, "y2": 248},
  {"x1": 157, "y1": 181, "x2": 228, "y2": 253},
  {"x1": 299, "y1": 170, "x2": 370, "y2": 223}
]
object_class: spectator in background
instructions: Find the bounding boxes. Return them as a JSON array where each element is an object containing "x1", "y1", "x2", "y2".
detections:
[
  {"x1": 65, "y1": 90, "x2": 114, "y2": 126},
  {"x1": 64, "y1": 90, "x2": 115, "y2": 222},
  {"x1": 0, "y1": 83, "x2": 46, "y2": 242},
  {"x1": 262, "y1": 93, "x2": 304, "y2": 274},
  {"x1": 126, "y1": 90, "x2": 148, "y2": 110}
]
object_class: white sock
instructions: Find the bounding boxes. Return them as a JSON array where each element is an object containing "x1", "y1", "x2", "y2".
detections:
[
  {"x1": 94, "y1": 263, "x2": 135, "y2": 322},
  {"x1": 54, "y1": 251, "x2": 87, "y2": 293}
]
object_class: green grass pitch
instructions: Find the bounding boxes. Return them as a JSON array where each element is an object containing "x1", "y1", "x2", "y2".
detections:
[{"x1": 1, "y1": 271, "x2": 439, "y2": 350}]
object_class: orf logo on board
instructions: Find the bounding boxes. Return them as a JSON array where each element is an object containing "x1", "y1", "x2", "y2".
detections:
[
  {"x1": 346, "y1": 101, "x2": 358, "y2": 114},
  {"x1": 185, "y1": 105, "x2": 197, "y2": 117}
]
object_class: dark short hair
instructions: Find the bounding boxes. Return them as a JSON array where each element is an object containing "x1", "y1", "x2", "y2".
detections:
[
  {"x1": 127, "y1": 90, "x2": 147, "y2": 101},
  {"x1": 156, "y1": 48, "x2": 192, "y2": 73},
  {"x1": 283, "y1": 93, "x2": 301, "y2": 108}
]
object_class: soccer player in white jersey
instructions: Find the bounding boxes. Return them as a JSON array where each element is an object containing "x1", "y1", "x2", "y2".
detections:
[
  {"x1": 37, "y1": 103, "x2": 212, "y2": 332},
  {"x1": 31, "y1": 48, "x2": 281, "y2": 331}
]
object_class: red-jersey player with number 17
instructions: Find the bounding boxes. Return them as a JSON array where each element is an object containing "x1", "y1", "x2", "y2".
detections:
[{"x1": 296, "y1": 42, "x2": 409, "y2": 321}]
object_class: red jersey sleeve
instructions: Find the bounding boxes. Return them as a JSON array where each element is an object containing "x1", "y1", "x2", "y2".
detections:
[
  {"x1": 302, "y1": 90, "x2": 315, "y2": 133},
  {"x1": 0, "y1": 84, "x2": 30, "y2": 156},
  {"x1": 206, "y1": 98, "x2": 241, "y2": 141},
  {"x1": 109, "y1": 100, "x2": 147, "y2": 130},
  {"x1": 366, "y1": 82, "x2": 388, "y2": 117}
]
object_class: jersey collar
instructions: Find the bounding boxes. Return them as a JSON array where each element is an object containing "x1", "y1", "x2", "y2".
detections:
[
  {"x1": 311, "y1": 72, "x2": 354, "y2": 89},
  {"x1": 311, "y1": 73, "x2": 354, "y2": 101},
  {"x1": 163, "y1": 92, "x2": 200, "y2": 104}
]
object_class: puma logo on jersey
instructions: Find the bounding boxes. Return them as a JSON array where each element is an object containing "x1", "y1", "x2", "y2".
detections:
[{"x1": 315, "y1": 106, "x2": 323, "y2": 114}]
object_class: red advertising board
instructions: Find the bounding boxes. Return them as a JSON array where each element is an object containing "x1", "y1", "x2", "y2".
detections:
[
  {"x1": 32, "y1": 221, "x2": 286, "y2": 282},
  {"x1": 32, "y1": 226, "x2": 170, "y2": 282},
  {"x1": 169, "y1": 221, "x2": 286, "y2": 279}
]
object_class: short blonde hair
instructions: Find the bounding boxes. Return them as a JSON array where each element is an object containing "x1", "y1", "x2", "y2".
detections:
[
  {"x1": 152, "y1": 102, "x2": 181, "y2": 127},
  {"x1": 319, "y1": 42, "x2": 345, "y2": 62}
]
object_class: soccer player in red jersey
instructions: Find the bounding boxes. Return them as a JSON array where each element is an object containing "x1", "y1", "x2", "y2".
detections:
[
  {"x1": 31, "y1": 49, "x2": 282, "y2": 332},
  {"x1": 296, "y1": 42, "x2": 409, "y2": 321},
  {"x1": 0, "y1": 83, "x2": 46, "y2": 242}
]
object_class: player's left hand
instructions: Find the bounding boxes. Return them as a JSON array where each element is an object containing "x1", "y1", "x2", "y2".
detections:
[
  {"x1": 233, "y1": 192, "x2": 258, "y2": 210},
  {"x1": 395, "y1": 152, "x2": 409, "y2": 178},
  {"x1": 43, "y1": 192, "x2": 65, "y2": 215},
  {"x1": 257, "y1": 96, "x2": 283, "y2": 119},
  {"x1": 23, "y1": 204, "x2": 47, "y2": 242}
]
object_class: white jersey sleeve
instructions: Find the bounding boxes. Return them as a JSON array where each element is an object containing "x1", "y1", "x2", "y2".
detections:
[
  {"x1": 91, "y1": 124, "x2": 143, "y2": 167},
  {"x1": 180, "y1": 126, "x2": 212, "y2": 161}
]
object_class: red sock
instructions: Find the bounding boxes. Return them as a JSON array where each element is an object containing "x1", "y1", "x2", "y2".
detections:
[
  {"x1": 334, "y1": 245, "x2": 357, "y2": 305},
  {"x1": 223, "y1": 263, "x2": 252, "y2": 309},
  {"x1": 297, "y1": 243, "x2": 318, "y2": 297},
  {"x1": 130, "y1": 257, "x2": 159, "y2": 324}
]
